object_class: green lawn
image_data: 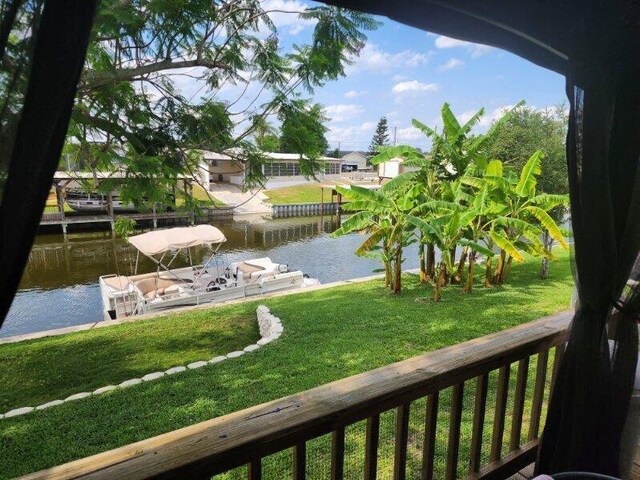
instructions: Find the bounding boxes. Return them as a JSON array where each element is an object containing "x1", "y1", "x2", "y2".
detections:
[
  {"x1": 0, "y1": 310, "x2": 258, "y2": 412},
  {"x1": 263, "y1": 183, "x2": 327, "y2": 204},
  {"x1": 177, "y1": 183, "x2": 228, "y2": 208},
  {"x1": 0, "y1": 253, "x2": 574, "y2": 479},
  {"x1": 43, "y1": 197, "x2": 73, "y2": 213}
]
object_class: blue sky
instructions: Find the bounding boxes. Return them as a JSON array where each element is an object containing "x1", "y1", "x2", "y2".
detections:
[
  {"x1": 173, "y1": 1, "x2": 567, "y2": 152},
  {"x1": 262, "y1": 1, "x2": 567, "y2": 152}
]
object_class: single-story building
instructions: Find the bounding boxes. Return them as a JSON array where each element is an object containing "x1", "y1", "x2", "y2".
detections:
[
  {"x1": 198, "y1": 151, "x2": 343, "y2": 189},
  {"x1": 339, "y1": 151, "x2": 369, "y2": 171}
]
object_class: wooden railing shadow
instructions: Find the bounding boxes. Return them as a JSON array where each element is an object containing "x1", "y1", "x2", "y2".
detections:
[{"x1": 20, "y1": 312, "x2": 571, "y2": 480}]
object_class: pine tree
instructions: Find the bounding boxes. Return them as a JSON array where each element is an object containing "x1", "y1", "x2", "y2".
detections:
[{"x1": 368, "y1": 117, "x2": 390, "y2": 158}]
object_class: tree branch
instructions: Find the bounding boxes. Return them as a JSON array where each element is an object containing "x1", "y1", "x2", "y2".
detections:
[{"x1": 80, "y1": 58, "x2": 230, "y2": 91}]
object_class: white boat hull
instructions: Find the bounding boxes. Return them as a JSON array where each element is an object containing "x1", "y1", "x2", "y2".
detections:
[{"x1": 99, "y1": 259, "x2": 317, "y2": 320}]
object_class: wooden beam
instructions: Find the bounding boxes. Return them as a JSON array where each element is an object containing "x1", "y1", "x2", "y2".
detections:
[
  {"x1": 21, "y1": 312, "x2": 570, "y2": 480},
  {"x1": 468, "y1": 441, "x2": 539, "y2": 480}
]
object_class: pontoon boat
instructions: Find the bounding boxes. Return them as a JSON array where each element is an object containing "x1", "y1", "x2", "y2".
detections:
[{"x1": 99, "y1": 225, "x2": 319, "y2": 320}]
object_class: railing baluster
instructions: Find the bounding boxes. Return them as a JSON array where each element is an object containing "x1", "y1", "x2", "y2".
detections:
[
  {"x1": 364, "y1": 415, "x2": 380, "y2": 480},
  {"x1": 394, "y1": 403, "x2": 411, "y2": 480},
  {"x1": 422, "y1": 392, "x2": 439, "y2": 480},
  {"x1": 469, "y1": 373, "x2": 489, "y2": 474},
  {"x1": 445, "y1": 383, "x2": 464, "y2": 480},
  {"x1": 490, "y1": 364, "x2": 511, "y2": 461},
  {"x1": 293, "y1": 442, "x2": 306, "y2": 480},
  {"x1": 509, "y1": 357, "x2": 530, "y2": 451},
  {"x1": 528, "y1": 349, "x2": 549, "y2": 441},
  {"x1": 248, "y1": 458, "x2": 261, "y2": 480},
  {"x1": 331, "y1": 428, "x2": 345, "y2": 480},
  {"x1": 549, "y1": 343, "x2": 565, "y2": 399}
]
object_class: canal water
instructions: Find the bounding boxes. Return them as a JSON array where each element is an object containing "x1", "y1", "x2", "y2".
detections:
[{"x1": 2, "y1": 216, "x2": 419, "y2": 338}]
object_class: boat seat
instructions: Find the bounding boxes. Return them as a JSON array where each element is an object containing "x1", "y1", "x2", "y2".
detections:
[
  {"x1": 234, "y1": 262, "x2": 265, "y2": 280},
  {"x1": 135, "y1": 277, "x2": 184, "y2": 299}
]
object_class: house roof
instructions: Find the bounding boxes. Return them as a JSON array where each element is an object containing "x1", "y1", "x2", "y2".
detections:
[
  {"x1": 200, "y1": 150, "x2": 338, "y2": 162},
  {"x1": 339, "y1": 150, "x2": 368, "y2": 158}
]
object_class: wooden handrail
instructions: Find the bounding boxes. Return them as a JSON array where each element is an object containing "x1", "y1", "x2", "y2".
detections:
[{"x1": 20, "y1": 311, "x2": 572, "y2": 480}]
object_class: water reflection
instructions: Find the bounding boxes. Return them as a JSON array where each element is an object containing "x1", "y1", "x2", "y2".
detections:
[{"x1": 4, "y1": 216, "x2": 418, "y2": 338}]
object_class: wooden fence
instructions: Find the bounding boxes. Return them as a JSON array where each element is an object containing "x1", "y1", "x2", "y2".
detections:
[{"x1": 21, "y1": 312, "x2": 571, "y2": 480}]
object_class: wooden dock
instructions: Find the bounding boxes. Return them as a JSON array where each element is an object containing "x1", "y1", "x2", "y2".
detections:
[{"x1": 40, "y1": 209, "x2": 234, "y2": 234}]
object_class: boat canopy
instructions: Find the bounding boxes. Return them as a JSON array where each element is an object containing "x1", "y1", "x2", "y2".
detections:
[{"x1": 128, "y1": 225, "x2": 227, "y2": 256}]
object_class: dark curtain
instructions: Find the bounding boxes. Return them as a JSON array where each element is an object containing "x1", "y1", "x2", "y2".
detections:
[
  {"x1": 537, "y1": 12, "x2": 640, "y2": 474},
  {"x1": 0, "y1": 0, "x2": 97, "y2": 327}
]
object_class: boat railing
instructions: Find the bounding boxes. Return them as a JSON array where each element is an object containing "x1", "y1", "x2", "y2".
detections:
[{"x1": 22, "y1": 311, "x2": 571, "y2": 480}]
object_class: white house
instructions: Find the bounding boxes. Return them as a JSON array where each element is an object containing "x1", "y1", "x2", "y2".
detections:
[
  {"x1": 198, "y1": 151, "x2": 343, "y2": 190},
  {"x1": 339, "y1": 151, "x2": 369, "y2": 171}
]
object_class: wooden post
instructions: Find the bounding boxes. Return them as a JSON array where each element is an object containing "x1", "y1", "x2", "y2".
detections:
[
  {"x1": 54, "y1": 182, "x2": 65, "y2": 219},
  {"x1": 394, "y1": 404, "x2": 411, "y2": 480},
  {"x1": 331, "y1": 428, "x2": 345, "y2": 480},
  {"x1": 106, "y1": 191, "x2": 114, "y2": 218},
  {"x1": 469, "y1": 373, "x2": 489, "y2": 474},
  {"x1": 293, "y1": 443, "x2": 306, "y2": 480},
  {"x1": 364, "y1": 415, "x2": 380, "y2": 480},
  {"x1": 153, "y1": 203, "x2": 158, "y2": 229},
  {"x1": 105, "y1": 192, "x2": 115, "y2": 234},
  {"x1": 320, "y1": 186, "x2": 325, "y2": 226}
]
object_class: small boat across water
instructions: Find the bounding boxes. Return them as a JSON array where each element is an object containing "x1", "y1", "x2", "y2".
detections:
[{"x1": 99, "y1": 225, "x2": 319, "y2": 320}]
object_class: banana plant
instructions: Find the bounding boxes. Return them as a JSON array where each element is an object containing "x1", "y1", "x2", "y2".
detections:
[
  {"x1": 412, "y1": 101, "x2": 524, "y2": 180},
  {"x1": 405, "y1": 209, "x2": 477, "y2": 301},
  {"x1": 369, "y1": 145, "x2": 438, "y2": 283},
  {"x1": 461, "y1": 151, "x2": 569, "y2": 285},
  {"x1": 331, "y1": 181, "x2": 418, "y2": 294}
]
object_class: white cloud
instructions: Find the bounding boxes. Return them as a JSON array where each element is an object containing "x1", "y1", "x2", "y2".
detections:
[
  {"x1": 260, "y1": 0, "x2": 314, "y2": 36},
  {"x1": 392, "y1": 74, "x2": 407, "y2": 82},
  {"x1": 326, "y1": 121, "x2": 377, "y2": 143},
  {"x1": 344, "y1": 90, "x2": 367, "y2": 99},
  {"x1": 347, "y1": 43, "x2": 433, "y2": 74},
  {"x1": 437, "y1": 57, "x2": 464, "y2": 72},
  {"x1": 392, "y1": 80, "x2": 439, "y2": 94},
  {"x1": 395, "y1": 126, "x2": 423, "y2": 142},
  {"x1": 434, "y1": 35, "x2": 493, "y2": 57},
  {"x1": 457, "y1": 104, "x2": 516, "y2": 130},
  {"x1": 323, "y1": 103, "x2": 364, "y2": 122}
]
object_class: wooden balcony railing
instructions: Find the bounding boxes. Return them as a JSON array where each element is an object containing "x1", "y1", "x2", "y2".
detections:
[{"x1": 21, "y1": 311, "x2": 571, "y2": 480}]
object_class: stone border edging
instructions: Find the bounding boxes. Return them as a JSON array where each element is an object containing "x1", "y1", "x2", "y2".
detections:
[{"x1": 0, "y1": 305, "x2": 282, "y2": 420}]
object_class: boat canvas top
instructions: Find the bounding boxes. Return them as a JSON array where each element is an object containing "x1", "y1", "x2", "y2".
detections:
[{"x1": 128, "y1": 225, "x2": 227, "y2": 257}]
